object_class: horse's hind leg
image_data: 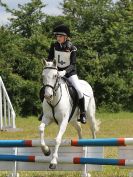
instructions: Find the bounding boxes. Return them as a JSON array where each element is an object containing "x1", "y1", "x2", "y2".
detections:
[
  {"x1": 71, "y1": 121, "x2": 83, "y2": 139},
  {"x1": 87, "y1": 111, "x2": 96, "y2": 139}
]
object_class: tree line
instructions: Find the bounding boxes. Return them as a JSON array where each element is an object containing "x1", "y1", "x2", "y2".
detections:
[{"x1": 0, "y1": 0, "x2": 132, "y2": 116}]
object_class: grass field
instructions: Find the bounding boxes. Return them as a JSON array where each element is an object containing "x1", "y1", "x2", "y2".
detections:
[{"x1": 0, "y1": 112, "x2": 133, "y2": 177}]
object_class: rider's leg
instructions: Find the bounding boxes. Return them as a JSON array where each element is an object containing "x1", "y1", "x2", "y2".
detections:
[
  {"x1": 68, "y1": 75, "x2": 86, "y2": 124},
  {"x1": 78, "y1": 96, "x2": 86, "y2": 123}
]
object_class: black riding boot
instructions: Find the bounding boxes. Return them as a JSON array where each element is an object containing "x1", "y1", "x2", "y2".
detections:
[{"x1": 78, "y1": 97, "x2": 86, "y2": 124}]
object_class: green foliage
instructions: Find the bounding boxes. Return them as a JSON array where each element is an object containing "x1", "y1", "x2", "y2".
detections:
[
  {"x1": 0, "y1": 0, "x2": 46, "y2": 38},
  {"x1": 62, "y1": 0, "x2": 133, "y2": 112},
  {"x1": 0, "y1": 0, "x2": 46, "y2": 115},
  {"x1": 0, "y1": 0, "x2": 132, "y2": 115},
  {"x1": 0, "y1": 27, "x2": 42, "y2": 115}
]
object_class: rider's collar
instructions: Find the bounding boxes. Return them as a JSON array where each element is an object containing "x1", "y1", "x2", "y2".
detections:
[{"x1": 44, "y1": 66, "x2": 57, "y2": 70}]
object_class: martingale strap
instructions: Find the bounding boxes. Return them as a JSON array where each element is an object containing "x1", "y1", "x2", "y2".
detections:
[{"x1": 47, "y1": 85, "x2": 62, "y2": 125}]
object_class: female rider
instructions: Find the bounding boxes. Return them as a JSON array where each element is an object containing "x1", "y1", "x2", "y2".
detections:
[{"x1": 46, "y1": 24, "x2": 86, "y2": 124}]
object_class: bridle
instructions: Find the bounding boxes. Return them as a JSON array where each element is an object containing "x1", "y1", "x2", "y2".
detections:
[
  {"x1": 42, "y1": 66, "x2": 62, "y2": 124},
  {"x1": 43, "y1": 66, "x2": 60, "y2": 96}
]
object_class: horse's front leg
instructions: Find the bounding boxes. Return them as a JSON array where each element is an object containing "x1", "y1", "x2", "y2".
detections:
[
  {"x1": 39, "y1": 116, "x2": 52, "y2": 156},
  {"x1": 49, "y1": 118, "x2": 68, "y2": 169}
]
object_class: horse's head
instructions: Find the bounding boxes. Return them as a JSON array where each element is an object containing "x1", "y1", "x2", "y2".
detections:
[{"x1": 42, "y1": 59, "x2": 59, "y2": 102}]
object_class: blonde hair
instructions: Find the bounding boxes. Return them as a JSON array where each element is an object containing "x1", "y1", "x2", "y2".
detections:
[{"x1": 67, "y1": 37, "x2": 71, "y2": 41}]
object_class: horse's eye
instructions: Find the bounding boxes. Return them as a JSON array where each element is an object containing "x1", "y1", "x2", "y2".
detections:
[{"x1": 54, "y1": 74, "x2": 57, "y2": 78}]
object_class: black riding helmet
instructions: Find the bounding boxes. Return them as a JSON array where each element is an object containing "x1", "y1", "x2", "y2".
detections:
[{"x1": 53, "y1": 24, "x2": 70, "y2": 37}]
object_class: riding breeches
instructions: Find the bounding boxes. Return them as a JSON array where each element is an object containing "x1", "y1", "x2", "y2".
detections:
[{"x1": 67, "y1": 75, "x2": 83, "y2": 99}]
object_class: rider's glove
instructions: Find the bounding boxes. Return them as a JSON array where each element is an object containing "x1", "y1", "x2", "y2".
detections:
[{"x1": 59, "y1": 70, "x2": 66, "y2": 77}]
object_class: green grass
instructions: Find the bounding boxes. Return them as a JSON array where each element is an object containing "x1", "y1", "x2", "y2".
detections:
[{"x1": 0, "y1": 112, "x2": 133, "y2": 177}]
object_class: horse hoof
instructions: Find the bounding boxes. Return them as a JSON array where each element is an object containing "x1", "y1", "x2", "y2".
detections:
[
  {"x1": 49, "y1": 163, "x2": 56, "y2": 169},
  {"x1": 41, "y1": 146, "x2": 51, "y2": 156},
  {"x1": 44, "y1": 148, "x2": 51, "y2": 156}
]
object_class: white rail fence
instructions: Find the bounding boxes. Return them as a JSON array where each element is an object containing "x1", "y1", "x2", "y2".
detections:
[
  {"x1": 0, "y1": 76, "x2": 16, "y2": 130},
  {"x1": 0, "y1": 140, "x2": 132, "y2": 177}
]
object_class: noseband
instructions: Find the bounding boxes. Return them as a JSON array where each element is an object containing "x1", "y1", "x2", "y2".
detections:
[{"x1": 43, "y1": 67, "x2": 59, "y2": 95}]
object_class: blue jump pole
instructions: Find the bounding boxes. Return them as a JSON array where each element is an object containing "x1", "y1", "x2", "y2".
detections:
[
  {"x1": 0, "y1": 155, "x2": 132, "y2": 166},
  {"x1": 73, "y1": 157, "x2": 126, "y2": 166},
  {"x1": 0, "y1": 138, "x2": 133, "y2": 147},
  {"x1": 71, "y1": 138, "x2": 133, "y2": 146},
  {"x1": 0, "y1": 140, "x2": 33, "y2": 147},
  {"x1": 0, "y1": 154, "x2": 35, "y2": 162}
]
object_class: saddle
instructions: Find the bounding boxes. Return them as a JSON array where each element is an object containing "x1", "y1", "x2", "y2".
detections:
[{"x1": 62, "y1": 77, "x2": 79, "y2": 122}]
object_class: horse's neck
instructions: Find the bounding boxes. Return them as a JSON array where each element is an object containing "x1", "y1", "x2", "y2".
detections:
[{"x1": 52, "y1": 78, "x2": 69, "y2": 105}]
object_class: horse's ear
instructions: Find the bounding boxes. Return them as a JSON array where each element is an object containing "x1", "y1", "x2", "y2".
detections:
[
  {"x1": 53, "y1": 58, "x2": 57, "y2": 66},
  {"x1": 42, "y1": 58, "x2": 47, "y2": 66}
]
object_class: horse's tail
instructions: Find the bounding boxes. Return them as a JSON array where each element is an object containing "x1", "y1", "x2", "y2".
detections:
[
  {"x1": 87, "y1": 96, "x2": 101, "y2": 133},
  {"x1": 95, "y1": 117, "x2": 101, "y2": 132}
]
